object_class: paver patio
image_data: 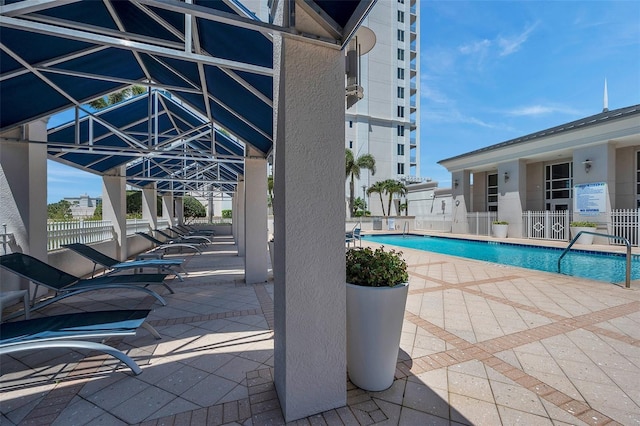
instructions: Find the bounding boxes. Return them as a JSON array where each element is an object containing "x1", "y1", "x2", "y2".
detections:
[{"x1": 1, "y1": 235, "x2": 639, "y2": 425}]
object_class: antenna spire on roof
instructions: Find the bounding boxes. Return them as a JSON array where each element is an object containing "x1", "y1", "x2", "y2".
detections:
[{"x1": 603, "y1": 78, "x2": 609, "y2": 112}]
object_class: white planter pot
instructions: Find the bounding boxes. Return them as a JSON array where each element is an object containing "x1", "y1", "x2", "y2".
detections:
[
  {"x1": 493, "y1": 224, "x2": 508, "y2": 238},
  {"x1": 346, "y1": 282, "x2": 409, "y2": 391},
  {"x1": 570, "y1": 227, "x2": 596, "y2": 245}
]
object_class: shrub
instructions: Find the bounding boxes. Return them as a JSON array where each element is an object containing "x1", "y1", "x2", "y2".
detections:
[
  {"x1": 492, "y1": 220, "x2": 508, "y2": 225},
  {"x1": 346, "y1": 246, "x2": 408, "y2": 287},
  {"x1": 570, "y1": 221, "x2": 597, "y2": 227},
  {"x1": 222, "y1": 209, "x2": 232, "y2": 218}
]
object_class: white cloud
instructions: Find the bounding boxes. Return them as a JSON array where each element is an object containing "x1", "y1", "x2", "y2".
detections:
[
  {"x1": 497, "y1": 22, "x2": 539, "y2": 56},
  {"x1": 459, "y1": 39, "x2": 491, "y2": 55},
  {"x1": 506, "y1": 104, "x2": 580, "y2": 116}
]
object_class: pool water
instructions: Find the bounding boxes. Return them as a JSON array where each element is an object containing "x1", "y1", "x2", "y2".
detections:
[{"x1": 362, "y1": 234, "x2": 639, "y2": 284}]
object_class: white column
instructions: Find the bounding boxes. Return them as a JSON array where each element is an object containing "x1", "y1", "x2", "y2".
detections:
[
  {"x1": 141, "y1": 184, "x2": 158, "y2": 230},
  {"x1": 244, "y1": 156, "x2": 268, "y2": 283},
  {"x1": 236, "y1": 178, "x2": 245, "y2": 256},
  {"x1": 272, "y1": 8, "x2": 347, "y2": 420},
  {"x1": 102, "y1": 166, "x2": 127, "y2": 261},
  {"x1": 231, "y1": 192, "x2": 238, "y2": 244},
  {"x1": 0, "y1": 121, "x2": 48, "y2": 295},
  {"x1": 498, "y1": 160, "x2": 526, "y2": 237},
  {"x1": 451, "y1": 170, "x2": 471, "y2": 234},
  {"x1": 175, "y1": 196, "x2": 184, "y2": 226},
  {"x1": 161, "y1": 194, "x2": 173, "y2": 225}
]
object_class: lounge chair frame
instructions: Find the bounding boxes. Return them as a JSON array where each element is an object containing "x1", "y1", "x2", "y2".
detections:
[
  {"x1": 0, "y1": 310, "x2": 161, "y2": 375},
  {"x1": 154, "y1": 229, "x2": 210, "y2": 245},
  {"x1": 63, "y1": 243, "x2": 187, "y2": 281},
  {"x1": 0, "y1": 253, "x2": 170, "y2": 320},
  {"x1": 136, "y1": 232, "x2": 202, "y2": 254}
]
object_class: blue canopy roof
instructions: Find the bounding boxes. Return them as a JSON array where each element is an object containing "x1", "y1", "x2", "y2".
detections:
[{"x1": 1, "y1": 0, "x2": 375, "y2": 191}]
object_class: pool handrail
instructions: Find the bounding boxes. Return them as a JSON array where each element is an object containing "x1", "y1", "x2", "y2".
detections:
[{"x1": 557, "y1": 231, "x2": 631, "y2": 289}]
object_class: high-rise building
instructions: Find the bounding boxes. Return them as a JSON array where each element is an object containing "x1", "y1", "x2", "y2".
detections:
[{"x1": 345, "y1": 0, "x2": 421, "y2": 217}]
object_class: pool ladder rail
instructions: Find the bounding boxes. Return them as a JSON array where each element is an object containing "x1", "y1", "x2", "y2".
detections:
[
  {"x1": 557, "y1": 231, "x2": 632, "y2": 289},
  {"x1": 402, "y1": 222, "x2": 409, "y2": 237}
]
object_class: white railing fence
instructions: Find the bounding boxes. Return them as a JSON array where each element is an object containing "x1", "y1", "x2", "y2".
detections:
[
  {"x1": 610, "y1": 209, "x2": 639, "y2": 246},
  {"x1": 523, "y1": 210, "x2": 570, "y2": 241},
  {"x1": 126, "y1": 219, "x2": 151, "y2": 235},
  {"x1": 467, "y1": 211, "x2": 498, "y2": 236},
  {"x1": 47, "y1": 220, "x2": 113, "y2": 251}
]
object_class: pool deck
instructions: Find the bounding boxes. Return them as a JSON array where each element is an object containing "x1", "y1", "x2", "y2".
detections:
[{"x1": 1, "y1": 234, "x2": 639, "y2": 425}]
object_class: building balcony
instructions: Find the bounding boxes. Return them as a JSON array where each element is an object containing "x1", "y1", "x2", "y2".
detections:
[
  {"x1": 410, "y1": 3, "x2": 417, "y2": 15},
  {"x1": 410, "y1": 81, "x2": 417, "y2": 93},
  {"x1": 410, "y1": 136, "x2": 417, "y2": 147}
]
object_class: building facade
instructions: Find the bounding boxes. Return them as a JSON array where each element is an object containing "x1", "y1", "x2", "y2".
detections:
[
  {"x1": 345, "y1": 0, "x2": 421, "y2": 216},
  {"x1": 438, "y1": 104, "x2": 640, "y2": 239}
]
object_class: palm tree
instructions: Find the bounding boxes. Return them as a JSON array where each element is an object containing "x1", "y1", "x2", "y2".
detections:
[
  {"x1": 89, "y1": 85, "x2": 146, "y2": 110},
  {"x1": 346, "y1": 149, "x2": 376, "y2": 217},
  {"x1": 383, "y1": 179, "x2": 407, "y2": 216},
  {"x1": 367, "y1": 181, "x2": 387, "y2": 216}
]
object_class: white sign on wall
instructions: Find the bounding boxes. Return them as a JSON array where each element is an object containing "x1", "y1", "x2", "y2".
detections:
[{"x1": 574, "y1": 182, "x2": 607, "y2": 215}]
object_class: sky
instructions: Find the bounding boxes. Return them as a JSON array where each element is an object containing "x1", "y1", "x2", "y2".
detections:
[
  {"x1": 46, "y1": 1, "x2": 640, "y2": 203},
  {"x1": 419, "y1": 1, "x2": 640, "y2": 186}
]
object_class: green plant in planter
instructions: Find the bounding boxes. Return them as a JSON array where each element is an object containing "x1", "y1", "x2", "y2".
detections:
[
  {"x1": 492, "y1": 220, "x2": 508, "y2": 225},
  {"x1": 570, "y1": 221, "x2": 597, "y2": 227},
  {"x1": 346, "y1": 246, "x2": 408, "y2": 287}
]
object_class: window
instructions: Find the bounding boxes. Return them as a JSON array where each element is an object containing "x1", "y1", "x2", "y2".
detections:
[
  {"x1": 349, "y1": 141, "x2": 353, "y2": 149},
  {"x1": 397, "y1": 106, "x2": 404, "y2": 117},
  {"x1": 487, "y1": 173, "x2": 498, "y2": 210},
  {"x1": 397, "y1": 125, "x2": 405, "y2": 136},
  {"x1": 349, "y1": 121, "x2": 353, "y2": 128},
  {"x1": 397, "y1": 163, "x2": 405, "y2": 174},
  {"x1": 545, "y1": 162, "x2": 573, "y2": 206},
  {"x1": 397, "y1": 87, "x2": 404, "y2": 99},
  {"x1": 398, "y1": 11, "x2": 404, "y2": 22},
  {"x1": 397, "y1": 68, "x2": 404, "y2": 79},
  {"x1": 397, "y1": 48, "x2": 404, "y2": 61},
  {"x1": 397, "y1": 144, "x2": 405, "y2": 155},
  {"x1": 398, "y1": 0, "x2": 404, "y2": 4},
  {"x1": 397, "y1": 30, "x2": 404, "y2": 42}
]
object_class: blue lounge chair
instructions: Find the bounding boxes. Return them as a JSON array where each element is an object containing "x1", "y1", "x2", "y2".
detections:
[
  {"x1": 0, "y1": 253, "x2": 170, "y2": 319},
  {"x1": 346, "y1": 227, "x2": 362, "y2": 247},
  {"x1": 0, "y1": 310, "x2": 160, "y2": 375},
  {"x1": 63, "y1": 243, "x2": 187, "y2": 281},
  {"x1": 136, "y1": 232, "x2": 202, "y2": 254},
  {"x1": 174, "y1": 225, "x2": 215, "y2": 236},
  {"x1": 154, "y1": 229, "x2": 210, "y2": 245}
]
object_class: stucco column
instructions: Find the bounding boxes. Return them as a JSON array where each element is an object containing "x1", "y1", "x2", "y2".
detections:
[
  {"x1": 175, "y1": 196, "x2": 184, "y2": 226},
  {"x1": 141, "y1": 184, "x2": 158, "y2": 230},
  {"x1": 272, "y1": 10, "x2": 347, "y2": 421},
  {"x1": 161, "y1": 194, "x2": 173, "y2": 225},
  {"x1": 0, "y1": 121, "x2": 48, "y2": 295},
  {"x1": 498, "y1": 160, "x2": 526, "y2": 237},
  {"x1": 451, "y1": 170, "x2": 471, "y2": 234},
  {"x1": 231, "y1": 192, "x2": 237, "y2": 244},
  {"x1": 102, "y1": 166, "x2": 127, "y2": 261},
  {"x1": 244, "y1": 156, "x2": 268, "y2": 283},
  {"x1": 236, "y1": 178, "x2": 245, "y2": 256}
]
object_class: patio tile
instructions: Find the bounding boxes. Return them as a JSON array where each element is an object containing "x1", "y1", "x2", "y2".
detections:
[
  {"x1": 448, "y1": 394, "x2": 501, "y2": 425},
  {"x1": 497, "y1": 405, "x2": 554, "y2": 425},
  {"x1": 144, "y1": 396, "x2": 200, "y2": 421},
  {"x1": 180, "y1": 373, "x2": 238, "y2": 407},
  {"x1": 109, "y1": 386, "x2": 178, "y2": 423},
  {"x1": 402, "y1": 380, "x2": 450, "y2": 418},
  {"x1": 50, "y1": 395, "x2": 107, "y2": 426},
  {"x1": 154, "y1": 364, "x2": 209, "y2": 395},
  {"x1": 398, "y1": 406, "x2": 449, "y2": 425}
]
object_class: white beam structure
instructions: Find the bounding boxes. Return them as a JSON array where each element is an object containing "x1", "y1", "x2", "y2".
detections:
[
  {"x1": 161, "y1": 194, "x2": 174, "y2": 226},
  {"x1": 272, "y1": 1, "x2": 347, "y2": 420},
  {"x1": 175, "y1": 196, "x2": 184, "y2": 226}
]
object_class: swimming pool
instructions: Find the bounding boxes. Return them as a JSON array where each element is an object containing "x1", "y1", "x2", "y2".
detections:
[{"x1": 362, "y1": 234, "x2": 639, "y2": 284}]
